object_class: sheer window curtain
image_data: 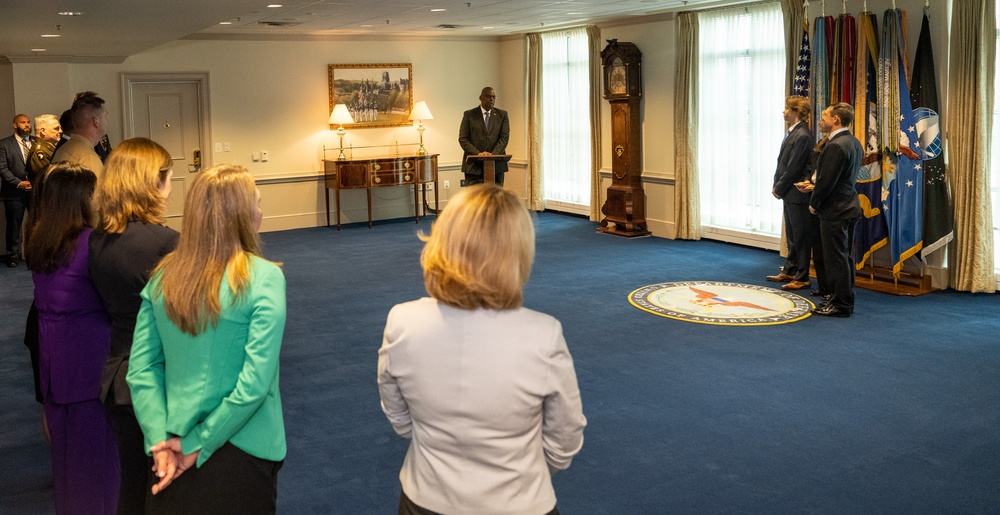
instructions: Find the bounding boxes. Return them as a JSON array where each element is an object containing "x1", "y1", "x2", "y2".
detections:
[
  {"x1": 540, "y1": 28, "x2": 593, "y2": 215},
  {"x1": 697, "y1": 2, "x2": 786, "y2": 243}
]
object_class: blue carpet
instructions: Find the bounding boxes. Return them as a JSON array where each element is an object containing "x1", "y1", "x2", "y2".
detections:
[{"x1": 1, "y1": 212, "x2": 998, "y2": 514}]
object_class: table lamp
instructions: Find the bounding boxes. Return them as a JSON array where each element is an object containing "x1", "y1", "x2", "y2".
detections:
[
  {"x1": 408, "y1": 101, "x2": 433, "y2": 155},
  {"x1": 329, "y1": 104, "x2": 355, "y2": 159}
]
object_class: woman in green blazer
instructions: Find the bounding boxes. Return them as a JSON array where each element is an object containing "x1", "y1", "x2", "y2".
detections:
[{"x1": 127, "y1": 164, "x2": 286, "y2": 515}]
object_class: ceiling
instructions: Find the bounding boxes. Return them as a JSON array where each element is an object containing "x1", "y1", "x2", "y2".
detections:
[{"x1": 1, "y1": 0, "x2": 734, "y2": 63}]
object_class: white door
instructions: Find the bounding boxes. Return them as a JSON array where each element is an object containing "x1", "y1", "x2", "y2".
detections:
[{"x1": 122, "y1": 73, "x2": 211, "y2": 230}]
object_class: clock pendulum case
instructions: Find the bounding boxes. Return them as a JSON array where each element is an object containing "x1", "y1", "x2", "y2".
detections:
[{"x1": 599, "y1": 39, "x2": 651, "y2": 237}]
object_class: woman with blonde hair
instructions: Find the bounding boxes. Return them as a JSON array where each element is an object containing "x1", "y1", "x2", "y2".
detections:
[
  {"x1": 89, "y1": 137, "x2": 179, "y2": 514},
  {"x1": 127, "y1": 164, "x2": 286, "y2": 514},
  {"x1": 378, "y1": 184, "x2": 586, "y2": 515},
  {"x1": 25, "y1": 162, "x2": 119, "y2": 514}
]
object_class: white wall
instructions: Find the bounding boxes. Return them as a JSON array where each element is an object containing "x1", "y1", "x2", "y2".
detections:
[{"x1": 599, "y1": 15, "x2": 679, "y2": 238}]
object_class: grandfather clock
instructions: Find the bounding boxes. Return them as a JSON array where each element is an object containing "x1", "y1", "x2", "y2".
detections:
[{"x1": 599, "y1": 40, "x2": 650, "y2": 237}]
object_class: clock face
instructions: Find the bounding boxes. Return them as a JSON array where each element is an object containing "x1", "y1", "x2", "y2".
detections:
[{"x1": 609, "y1": 66, "x2": 627, "y2": 94}]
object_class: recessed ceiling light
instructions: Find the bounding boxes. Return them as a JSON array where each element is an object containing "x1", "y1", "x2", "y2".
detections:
[
  {"x1": 31, "y1": 49, "x2": 47, "y2": 52},
  {"x1": 57, "y1": 11, "x2": 84, "y2": 16},
  {"x1": 483, "y1": 26, "x2": 494, "y2": 29},
  {"x1": 567, "y1": 12, "x2": 582, "y2": 15},
  {"x1": 41, "y1": 34, "x2": 61, "y2": 38},
  {"x1": 431, "y1": 8, "x2": 446, "y2": 12},
  {"x1": 360, "y1": 24, "x2": 373, "y2": 27},
  {"x1": 267, "y1": 4, "x2": 283, "y2": 7},
  {"x1": 219, "y1": 21, "x2": 233, "y2": 25}
]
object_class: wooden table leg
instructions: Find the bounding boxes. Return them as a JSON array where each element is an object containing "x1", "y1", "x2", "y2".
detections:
[
  {"x1": 414, "y1": 182, "x2": 420, "y2": 224},
  {"x1": 367, "y1": 187, "x2": 373, "y2": 229},
  {"x1": 335, "y1": 187, "x2": 342, "y2": 231}
]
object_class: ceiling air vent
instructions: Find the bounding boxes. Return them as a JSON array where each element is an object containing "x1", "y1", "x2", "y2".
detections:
[{"x1": 257, "y1": 21, "x2": 302, "y2": 28}]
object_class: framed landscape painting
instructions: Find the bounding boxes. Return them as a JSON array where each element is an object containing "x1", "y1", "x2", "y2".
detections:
[{"x1": 328, "y1": 63, "x2": 413, "y2": 129}]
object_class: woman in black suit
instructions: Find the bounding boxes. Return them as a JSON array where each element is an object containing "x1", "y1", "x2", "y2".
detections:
[{"x1": 89, "y1": 137, "x2": 179, "y2": 514}]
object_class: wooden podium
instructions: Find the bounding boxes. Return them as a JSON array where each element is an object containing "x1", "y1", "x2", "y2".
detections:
[{"x1": 465, "y1": 154, "x2": 512, "y2": 184}]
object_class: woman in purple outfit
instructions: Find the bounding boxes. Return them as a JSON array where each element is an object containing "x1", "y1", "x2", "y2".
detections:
[{"x1": 24, "y1": 162, "x2": 119, "y2": 514}]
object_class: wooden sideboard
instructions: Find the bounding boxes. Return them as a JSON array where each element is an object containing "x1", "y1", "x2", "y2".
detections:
[{"x1": 323, "y1": 154, "x2": 438, "y2": 229}]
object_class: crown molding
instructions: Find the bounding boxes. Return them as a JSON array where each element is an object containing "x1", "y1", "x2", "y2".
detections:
[{"x1": 1, "y1": 55, "x2": 127, "y2": 65}]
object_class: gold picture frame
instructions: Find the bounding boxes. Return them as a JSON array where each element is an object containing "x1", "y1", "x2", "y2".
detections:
[{"x1": 328, "y1": 63, "x2": 413, "y2": 129}]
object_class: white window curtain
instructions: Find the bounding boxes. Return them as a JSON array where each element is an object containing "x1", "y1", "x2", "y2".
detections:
[
  {"x1": 541, "y1": 28, "x2": 592, "y2": 213},
  {"x1": 697, "y1": 2, "x2": 786, "y2": 245}
]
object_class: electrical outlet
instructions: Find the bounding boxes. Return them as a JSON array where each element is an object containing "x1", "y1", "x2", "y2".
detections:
[
  {"x1": 261, "y1": 151, "x2": 269, "y2": 162},
  {"x1": 252, "y1": 151, "x2": 260, "y2": 162},
  {"x1": 224, "y1": 142, "x2": 231, "y2": 152},
  {"x1": 215, "y1": 142, "x2": 222, "y2": 152},
  {"x1": 444, "y1": 180, "x2": 450, "y2": 189}
]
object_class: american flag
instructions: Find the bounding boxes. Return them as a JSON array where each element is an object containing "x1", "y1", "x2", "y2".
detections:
[{"x1": 792, "y1": 21, "x2": 811, "y2": 96}]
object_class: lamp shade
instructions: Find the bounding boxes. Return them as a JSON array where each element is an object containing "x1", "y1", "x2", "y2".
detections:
[
  {"x1": 408, "y1": 101, "x2": 433, "y2": 121},
  {"x1": 329, "y1": 104, "x2": 354, "y2": 126}
]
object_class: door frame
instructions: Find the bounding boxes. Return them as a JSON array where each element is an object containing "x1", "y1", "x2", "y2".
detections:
[{"x1": 120, "y1": 72, "x2": 212, "y2": 170}]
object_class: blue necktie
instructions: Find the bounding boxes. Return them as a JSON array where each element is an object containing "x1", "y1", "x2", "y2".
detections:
[{"x1": 484, "y1": 111, "x2": 491, "y2": 128}]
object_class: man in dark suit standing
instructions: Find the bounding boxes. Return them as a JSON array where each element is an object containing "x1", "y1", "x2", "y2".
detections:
[
  {"x1": 459, "y1": 87, "x2": 510, "y2": 186},
  {"x1": 768, "y1": 96, "x2": 814, "y2": 291},
  {"x1": 1, "y1": 114, "x2": 34, "y2": 267},
  {"x1": 808, "y1": 102, "x2": 863, "y2": 317}
]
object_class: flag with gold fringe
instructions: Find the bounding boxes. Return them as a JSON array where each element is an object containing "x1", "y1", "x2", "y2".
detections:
[
  {"x1": 879, "y1": 9, "x2": 923, "y2": 276},
  {"x1": 810, "y1": 15, "x2": 834, "y2": 140},
  {"x1": 853, "y1": 11, "x2": 887, "y2": 269},
  {"x1": 910, "y1": 10, "x2": 952, "y2": 259}
]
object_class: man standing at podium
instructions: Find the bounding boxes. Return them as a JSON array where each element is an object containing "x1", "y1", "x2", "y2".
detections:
[{"x1": 459, "y1": 87, "x2": 509, "y2": 186}]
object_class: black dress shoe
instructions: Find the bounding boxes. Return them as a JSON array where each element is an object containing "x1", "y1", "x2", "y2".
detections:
[
  {"x1": 811, "y1": 303, "x2": 851, "y2": 318},
  {"x1": 7, "y1": 257, "x2": 19, "y2": 268}
]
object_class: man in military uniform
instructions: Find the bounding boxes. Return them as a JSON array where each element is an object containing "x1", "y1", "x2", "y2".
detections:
[{"x1": 26, "y1": 114, "x2": 62, "y2": 181}]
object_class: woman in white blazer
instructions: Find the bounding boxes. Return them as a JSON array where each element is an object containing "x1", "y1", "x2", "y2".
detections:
[{"x1": 378, "y1": 184, "x2": 586, "y2": 515}]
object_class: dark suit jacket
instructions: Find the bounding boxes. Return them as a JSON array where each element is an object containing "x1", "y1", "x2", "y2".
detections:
[
  {"x1": 458, "y1": 106, "x2": 510, "y2": 176},
  {"x1": 89, "y1": 220, "x2": 179, "y2": 405},
  {"x1": 772, "y1": 123, "x2": 813, "y2": 204},
  {"x1": 810, "y1": 130, "x2": 863, "y2": 220},
  {"x1": 0, "y1": 135, "x2": 30, "y2": 200}
]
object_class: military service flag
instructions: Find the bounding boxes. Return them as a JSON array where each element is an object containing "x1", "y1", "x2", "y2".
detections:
[{"x1": 910, "y1": 11, "x2": 952, "y2": 259}]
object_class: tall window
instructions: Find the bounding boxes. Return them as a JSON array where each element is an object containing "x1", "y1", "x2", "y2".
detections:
[
  {"x1": 541, "y1": 28, "x2": 592, "y2": 214},
  {"x1": 697, "y1": 2, "x2": 786, "y2": 246}
]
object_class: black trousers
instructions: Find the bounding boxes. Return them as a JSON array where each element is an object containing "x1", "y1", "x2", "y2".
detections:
[
  {"x1": 781, "y1": 201, "x2": 814, "y2": 282},
  {"x1": 106, "y1": 399, "x2": 151, "y2": 515},
  {"x1": 3, "y1": 196, "x2": 26, "y2": 258},
  {"x1": 25, "y1": 302, "x2": 42, "y2": 403},
  {"x1": 819, "y1": 216, "x2": 858, "y2": 312},
  {"x1": 810, "y1": 213, "x2": 829, "y2": 295},
  {"x1": 398, "y1": 490, "x2": 559, "y2": 515},
  {"x1": 464, "y1": 171, "x2": 505, "y2": 187},
  {"x1": 146, "y1": 442, "x2": 282, "y2": 515}
]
